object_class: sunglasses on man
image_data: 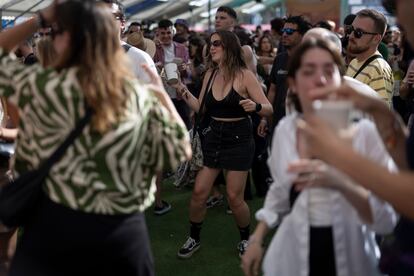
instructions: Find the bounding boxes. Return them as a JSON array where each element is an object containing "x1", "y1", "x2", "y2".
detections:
[
  {"x1": 281, "y1": 28, "x2": 298, "y2": 35},
  {"x1": 345, "y1": 26, "x2": 380, "y2": 39}
]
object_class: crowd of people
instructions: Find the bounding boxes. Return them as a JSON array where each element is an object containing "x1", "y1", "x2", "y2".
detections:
[{"x1": 0, "y1": 0, "x2": 412, "y2": 275}]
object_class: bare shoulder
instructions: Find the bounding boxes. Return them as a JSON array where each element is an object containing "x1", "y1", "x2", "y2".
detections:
[
  {"x1": 235, "y1": 70, "x2": 254, "y2": 96},
  {"x1": 240, "y1": 69, "x2": 255, "y2": 81},
  {"x1": 203, "y1": 68, "x2": 215, "y2": 80},
  {"x1": 242, "y1": 45, "x2": 253, "y2": 54}
]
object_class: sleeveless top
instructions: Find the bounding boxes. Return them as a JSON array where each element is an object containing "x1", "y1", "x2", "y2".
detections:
[{"x1": 205, "y1": 73, "x2": 249, "y2": 118}]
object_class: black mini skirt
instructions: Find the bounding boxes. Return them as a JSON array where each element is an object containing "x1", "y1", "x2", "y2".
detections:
[{"x1": 203, "y1": 117, "x2": 255, "y2": 171}]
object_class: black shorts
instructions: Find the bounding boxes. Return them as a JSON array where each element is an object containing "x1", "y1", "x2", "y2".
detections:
[{"x1": 203, "y1": 117, "x2": 255, "y2": 171}]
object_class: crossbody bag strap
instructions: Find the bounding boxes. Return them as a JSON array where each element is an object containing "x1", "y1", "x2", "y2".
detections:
[
  {"x1": 194, "y1": 69, "x2": 218, "y2": 128},
  {"x1": 353, "y1": 54, "x2": 382, "y2": 79},
  {"x1": 42, "y1": 107, "x2": 93, "y2": 173},
  {"x1": 199, "y1": 69, "x2": 218, "y2": 113}
]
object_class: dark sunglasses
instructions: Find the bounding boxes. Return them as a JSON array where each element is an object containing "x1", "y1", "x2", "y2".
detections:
[
  {"x1": 210, "y1": 40, "x2": 223, "y2": 47},
  {"x1": 281, "y1": 28, "x2": 298, "y2": 35},
  {"x1": 345, "y1": 26, "x2": 379, "y2": 39}
]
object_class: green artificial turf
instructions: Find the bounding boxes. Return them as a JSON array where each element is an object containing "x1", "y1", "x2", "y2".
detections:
[{"x1": 145, "y1": 181, "x2": 267, "y2": 276}]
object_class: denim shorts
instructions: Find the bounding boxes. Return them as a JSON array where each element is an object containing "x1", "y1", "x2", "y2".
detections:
[{"x1": 203, "y1": 117, "x2": 255, "y2": 171}]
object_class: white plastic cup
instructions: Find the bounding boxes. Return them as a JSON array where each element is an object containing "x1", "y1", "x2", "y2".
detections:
[
  {"x1": 312, "y1": 100, "x2": 353, "y2": 132},
  {"x1": 164, "y1": 63, "x2": 179, "y2": 85}
]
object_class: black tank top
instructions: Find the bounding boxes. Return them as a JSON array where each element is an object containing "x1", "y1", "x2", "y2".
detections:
[{"x1": 205, "y1": 74, "x2": 249, "y2": 118}]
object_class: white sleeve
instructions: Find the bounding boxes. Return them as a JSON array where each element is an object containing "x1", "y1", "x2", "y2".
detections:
[
  {"x1": 354, "y1": 120, "x2": 398, "y2": 234},
  {"x1": 255, "y1": 120, "x2": 296, "y2": 228},
  {"x1": 126, "y1": 47, "x2": 157, "y2": 84}
]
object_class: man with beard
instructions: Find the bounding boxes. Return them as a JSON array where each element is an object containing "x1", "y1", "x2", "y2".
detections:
[
  {"x1": 259, "y1": 15, "x2": 311, "y2": 136},
  {"x1": 345, "y1": 9, "x2": 393, "y2": 107}
]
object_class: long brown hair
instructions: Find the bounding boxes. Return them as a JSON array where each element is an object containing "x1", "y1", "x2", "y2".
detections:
[
  {"x1": 54, "y1": 1, "x2": 133, "y2": 133},
  {"x1": 257, "y1": 35, "x2": 275, "y2": 57},
  {"x1": 35, "y1": 37, "x2": 57, "y2": 67},
  {"x1": 206, "y1": 30, "x2": 246, "y2": 82}
]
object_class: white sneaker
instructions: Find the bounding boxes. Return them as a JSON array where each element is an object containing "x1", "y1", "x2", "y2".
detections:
[{"x1": 177, "y1": 237, "x2": 201, "y2": 259}]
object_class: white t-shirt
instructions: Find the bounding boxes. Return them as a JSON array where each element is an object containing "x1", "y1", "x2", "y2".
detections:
[
  {"x1": 163, "y1": 44, "x2": 175, "y2": 63},
  {"x1": 162, "y1": 43, "x2": 177, "y2": 99},
  {"x1": 121, "y1": 41, "x2": 157, "y2": 84}
]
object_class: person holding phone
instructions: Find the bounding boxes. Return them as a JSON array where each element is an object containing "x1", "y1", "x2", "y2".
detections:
[{"x1": 241, "y1": 38, "x2": 397, "y2": 276}]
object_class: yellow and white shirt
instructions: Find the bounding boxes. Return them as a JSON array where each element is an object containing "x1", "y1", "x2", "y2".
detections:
[{"x1": 346, "y1": 51, "x2": 394, "y2": 107}]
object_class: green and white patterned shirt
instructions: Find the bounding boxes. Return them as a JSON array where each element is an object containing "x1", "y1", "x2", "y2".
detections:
[{"x1": 0, "y1": 49, "x2": 189, "y2": 215}]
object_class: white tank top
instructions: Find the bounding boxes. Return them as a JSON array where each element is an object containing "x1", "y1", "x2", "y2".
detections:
[{"x1": 308, "y1": 188, "x2": 335, "y2": 227}]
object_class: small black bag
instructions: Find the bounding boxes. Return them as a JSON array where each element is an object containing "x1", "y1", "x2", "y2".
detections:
[{"x1": 0, "y1": 108, "x2": 92, "y2": 228}]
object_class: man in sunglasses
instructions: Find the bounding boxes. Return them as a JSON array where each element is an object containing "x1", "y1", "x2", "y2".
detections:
[
  {"x1": 103, "y1": 0, "x2": 157, "y2": 84},
  {"x1": 345, "y1": 9, "x2": 393, "y2": 107},
  {"x1": 260, "y1": 15, "x2": 311, "y2": 137}
]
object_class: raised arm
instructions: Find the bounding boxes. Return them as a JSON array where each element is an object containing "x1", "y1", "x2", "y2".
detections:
[
  {"x1": 309, "y1": 83, "x2": 409, "y2": 169},
  {"x1": 299, "y1": 115, "x2": 414, "y2": 220},
  {"x1": 174, "y1": 69, "x2": 215, "y2": 113},
  {"x1": 0, "y1": 3, "x2": 55, "y2": 52}
]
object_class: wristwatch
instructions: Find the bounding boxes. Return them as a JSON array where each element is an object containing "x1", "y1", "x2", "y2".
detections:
[{"x1": 255, "y1": 103, "x2": 262, "y2": 112}]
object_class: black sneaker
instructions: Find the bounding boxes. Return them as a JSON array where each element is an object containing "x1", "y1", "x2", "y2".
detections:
[
  {"x1": 177, "y1": 237, "x2": 201, "y2": 259},
  {"x1": 206, "y1": 195, "x2": 224, "y2": 209},
  {"x1": 154, "y1": 200, "x2": 171, "y2": 215},
  {"x1": 237, "y1": 240, "x2": 248, "y2": 258}
]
